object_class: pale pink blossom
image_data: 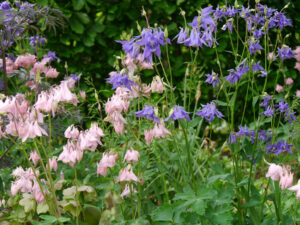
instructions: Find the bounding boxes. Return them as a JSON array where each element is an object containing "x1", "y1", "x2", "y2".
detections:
[
  {"x1": 105, "y1": 94, "x2": 129, "y2": 114},
  {"x1": 14, "y1": 54, "x2": 36, "y2": 68},
  {"x1": 137, "y1": 54, "x2": 153, "y2": 69},
  {"x1": 45, "y1": 68, "x2": 59, "y2": 78},
  {"x1": 279, "y1": 167, "x2": 293, "y2": 189},
  {"x1": 288, "y1": 182, "x2": 300, "y2": 199},
  {"x1": 78, "y1": 123, "x2": 104, "y2": 151},
  {"x1": 296, "y1": 90, "x2": 300, "y2": 98},
  {"x1": 58, "y1": 141, "x2": 83, "y2": 167},
  {"x1": 30, "y1": 61, "x2": 49, "y2": 75},
  {"x1": 266, "y1": 163, "x2": 283, "y2": 181},
  {"x1": 79, "y1": 91, "x2": 86, "y2": 100},
  {"x1": 295, "y1": 62, "x2": 300, "y2": 72},
  {"x1": 293, "y1": 46, "x2": 300, "y2": 56},
  {"x1": 0, "y1": 58, "x2": 14, "y2": 73},
  {"x1": 116, "y1": 167, "x2": 139, "y2": 182},
  {"x1": 97, "y1": 151, "x2": 118, "y2": 176},
  {"x1": 124, "y1": 148, "x2": 140, "y2": 163},
  {"x1": 268, "y1": 52, "x2": 276, "y2": 61},
  {"x1": 113, "y1": 122, "x2": 124, "y2": 135},
  {"x1": 122, "y1": 53, "x2": 137, "y2": 72},
  {"x1": 64, "y1": 124, "x2": 79, "y2": 140},
  {"x1": 152, "y1": 122, "x2": 171, "y2": 138},
  {"x1": 32, "y1": 181, "x2": 48, "y2": 203},
  {"x1": 35, "y1": 91, "x2": 55, "y2": 116},
  {"x1": 29, "y1": 150, "x2": 40, "y2": 166},
  {"x1": 151, "y1": 76, "x2": 165, "y2": 93},
  {"x1": 120, "y1": 184, "x2": 137, "y2": 198},
  {"x1": 285, "y1": 78, "x2": 294, "y2": 85},
  {"x1": 49, "y1": 157, "x2": 58, "y2": 171},
  {"x1": 275, "y1": 84, "x2": 283, "y2": 93},
  {"x1": 144, "y1": 130, "x2": 153, "y2": 145}
]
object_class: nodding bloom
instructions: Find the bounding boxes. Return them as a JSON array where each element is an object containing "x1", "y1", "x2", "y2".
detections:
[
  {"x1": 45, "y1": 68, "x2": 59, "y2": 78},
  {"x1": 14, "y1": 54, "x2": 36, "y2": 68},
  {"x1": 151, "y1": 76, "x2": 165, "y2": 93},
  {"x1": 277, "y1": 46, "x2": 294, "y2": 60},
  {"x1": 205, "y1": 70, "x2": 220, "y2": 87},
  {"x1": 79, "y1": 91, "x2": 86, "y2": 100},
  {"x1": 196, "y1": 102, "x2": 223, "y2": 123},
  {"x1": 120, "y1": 184, "x2": 137, "y2": 198},
  {"x1": 116, "y1": 166, "x2": 139, "y2": 183},
  {"x1": 266, "y1": 141, "x2": 293, "y2": 155},
  {"x1": 106, "y1": 72, "x2": 136, "y2": 90},
  {"x1": 285, "y1": 78, "x2": 294, "y2": 85},
  {"x1": 134, "y1": 105, "x2": 160, "y2": 123},
  {"x1": 297, "y1": 90, "x2": 300, "y2": 98},
  {"x1": 64, "y1": 125, "x2": 80, "y2": 140},
  {"x1": 48, "y1": 157, "x2": 58, "y2": 172},
  {"x1": 279, "y1": 167, "x2": 293, "y2": 189},
  {"x1": 152, "y1": 122, "x2": 171, "y2": 138},
  {"x1": 44, "y1": 51, "x2": 58, "y2": 61},
  {"x1": 248, "y1": 39, "x2": 263, "y2": 55},
  {"x1": 266, "y1": 163, "x2": 283, "y2": 181},
  {"x1": 58, "y1": 140, "x2": 83, "y2": 167},
  {"x1": 29, "y1": 35, "x2": 47, "y2": 47},
  {"x1": 260, "y1": 95, "x2": 272, "y2": 108},
  {"x1": 29, "y1": 150, "x2": 40, "y2": 166},
  {"x1": 288, "y1": 182, "x2": 300, "y2": 199},
  {"x1": 275, "y1": 99, "x2": 289, "y2": 113},
  {"x1": 261, "y1": 106, "x2": 274, "y2": 117},
  {"x1": 144, "y1": 129, "x2": 153, "y2": 145},
  {"x1": 268, "y1": 52, "x2": 277, "y2": 61},
  {"x1": 252, "y1": 61, "x2": 264, "y2": 72},
  {"x1": 236, "y1": 125, "x2": 255, "y2": 143},
  {"x1": 225, "y1": 61, "x2": 249, "y2": 84},
  {"x1": 10, "y1": 167, "x2": 38, "y2": 196},
  {"x1": 275, "y1": 84, "x2": 283, "y2": 93},
  {"x1": 97, "y1": 151, "x2": 118, "y2": 176},
  {"x1": 78, "y1": 123, "x2": 104, "y2": 151},
  {"x1": 70, "y1": 74, "x2": 79, "y2": 82},
  {"x1": 165, "y1": 105, "x2": 190, "y2": 121},
  {"x1": 174, "y1": 27, "x2": 189, "y2": 44},
  {"x1": 124, "y1": 148, "x2": 140, "y2": 163}
]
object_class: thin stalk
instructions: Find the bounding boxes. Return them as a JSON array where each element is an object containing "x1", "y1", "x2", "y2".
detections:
[
  {"x1": 74, "y1": 165, "x2": 80, "y2": 225},
  {"x1": 1, "y1": 48, "x2": 7, "y2": 94}
]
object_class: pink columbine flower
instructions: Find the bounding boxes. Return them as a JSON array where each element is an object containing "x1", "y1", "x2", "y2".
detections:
[
  {"x1": 79, "y1": 91, "x2": 86, "y2": 100},
  {"x1": 295, "y1": 62, "x2": 300, "y2": 72},
  {"x1": 279, "y1": 167, "x2": 293, "y2": 189},
  {"x1": 49, "y1": 157, "x2": 58, "y2": 171},
  {"x1": 275, "y1": 84, "x2": 283, "y2": 93},
  {"x1": 58, "y1": 140, "x2": 83, "y2": 167},
  {"x1": 29, "y1": 150, "x2": 40, "y2": 166},
  {"x1": 97, "y1": 151, "x2": 118, "y2": 176},
  {"x1": 45, "y1": 68, "x2": 59, "y2": 78},
  {"x1": 285, "y1": 78, "x2": 294, "y2": 85},
  {"x1": 14, "y1": 54, "x2": 36, "y2": 68},
  {"x1": 268, "y1": 52, "x2": 276, "y2": 61},
  {"x1": 78, "y1": 123, "x2": 104, "y2": 151},
  {"x1": 113, "y1": 122, "x2": 124, "y2": 135},
  {"x1": 266, "y1": 163, "x2": 283, "y2": 181},
  {"x1": 120, "y1": 184, "x2": 137, "y2": 198},
  {"x1": 0, "y1": 58, "x2": 14, "y2": 73},
  {"x1": 124, "y1": 148, "x2": 140, "y2": 163},
  {"x1": 151, "y1": 76, "x2": 165, "y2": 93},
  {"x1": 116, "y1": 167, "x2": 139, "y2": 182},
  {"x1": 296, "y1": 90, "x2": 300, "y2": 98},
  {"x1": 152, "y1": 122, "x2": 171, "y2": 138},
  {"x1": 288, "y1": 182, "x2": 300, "y2": 199},
  {"x1": 144, "y1": 130, "x2": 153, "y2": 145},
  {"x1": 64, "y1": 124, "x2": 79, "y2": 140}
]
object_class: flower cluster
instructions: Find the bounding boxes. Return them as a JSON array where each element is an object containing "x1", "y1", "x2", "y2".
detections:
[
  {"x1": 266, "y1": 163, "x2": 293, "y2": 189},
  {"x1": 58, "y1": 123, "x2": 104, "y2": 167}
]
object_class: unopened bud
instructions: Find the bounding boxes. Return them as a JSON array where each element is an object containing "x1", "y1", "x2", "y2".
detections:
[
  {"x1": 141, "y1": 6, "x2": 146, "y2": 16},
  {"x1": 195, "y1": 83, "x2": 201, "y2": 101},
  {"x1": 185, "y1": 64, "x2": 190, "y2": 77},
  {"x1": 180, "y1": 8, "x2": 185, "y2": 17},
  {"x1": 283, "y1": 2, "x2": 290, "y2": 10},
  {"x1": 136, "y1": 21, "x2": 142, "y2": 33},
  {"x1": 164, "y1": 27, "x2": 168, "y2": 39}
]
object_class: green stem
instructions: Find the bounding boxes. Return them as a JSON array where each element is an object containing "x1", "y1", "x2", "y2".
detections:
[{"x1": 74, "y1": 165, "x2": 80, "y2": 225}]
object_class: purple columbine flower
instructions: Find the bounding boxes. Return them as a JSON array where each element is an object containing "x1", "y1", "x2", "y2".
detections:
[
  {"x1": 70, "y1": 74, "x2": 79, "y2": 82},
  {"x1": 260, "y1": 71, "x2": 267, "y2": 77},
  {"x1": 261, "y1": 106, "x2": 274, "y2": 117},
  {"x1": 266, "y1": 141, "x2": 293, "y2": 155},
  {"x1": 252, "y1": 29, "x2": 265, "y2": 40},
  {"x1": 225, "y1": 5, "x2": 239, "y2": 17},
  {"x1": 275, "y1": 99, "x2": 289, "y2": 113},
  {"x1": 174, "y1": 27, "x2": 189, "y2": 44},
  {"x1": 29, "y1": 35, "x2": 47, "y2": 47},
  {"x1": 246, "y1": 155, "x2": 256, "y2": 166},
  {"x1": 277, "y1": 46, "x2": 294, "y2": 60},
  {"x1": 260, "y1": 95, "x2": 272, "y2": 108},
  {"x1": 0, "y1": 1, "x2": 10, "y2": 10},
  {"x1": 214, "y1": 6, "x2": 226, "y2": 21},
  {"x1": 252, "y1": 61, "x2": 264, "y2": 72},
  {"x1": 258, "y1": 130, "x2": 270, "y2": 142},
  {"x1": 228, "y1": 131, "x2": 237, "y2": 144},
  {"x1": 272, "y1": 12, "x2": 292, "y2": 30},
  {"x1": 284, "y1": 109, "x2": 296, "y2": 124},
  {"x1": 134, "y1": 105, "x2": 160, "y2": 123},
  {"x1": 116, "y1": 36, "x2": 141, "y2": 59},
  {"x1": 196, "y1": 102, "x2": 224, "y2": 123},
  {"x1": 165, "y1": 105, "x2": 190, "y2": 121},
  {"x1": 106, "y1": 73, "x2": 136, "y2": 90},
  {"x1": 184, "y1": 28, "x2": 205, "y2": 47},
  {"x1": 222, "y1": 19, "x2": 233, "y2": 33},
  {"x1": 205, "y1": 70, "x2": 220, "y2": 87},
  {"x1": 248, "y1": 39, "x2": 263, "y2": 55},
  {"x1": 225, "y1": 61, "x2": 249, "y2": 85},
  {"x1": 236, "y1": 125, "x2": 254, "y2": 137},
  {"x1": 44, "y1": 51, "x2": 58, "y2": 61}
]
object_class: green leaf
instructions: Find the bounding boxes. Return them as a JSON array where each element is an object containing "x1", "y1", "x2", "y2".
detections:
[
  {"x1": 40, "y1": 215, "x2": 57, "y2": 223},
  {"x1": 72, "y1": 0, "x2": 85, "y2": 10},
  {"x1": 191, "y1": 199, "x2": 207, "y2": 216},
  {"x1": 75, "y1": 12, "x2": 90, "y2": 24},
  {"x1": 152, "y1": 204, "x2": 173, "y2": 222},
  {"x1": 57, "y1": 217, "x2": 71, "y2": 223},
  {"x1": 207, "y1": 174, "x2": 230, "y2": 184},
  {"x1": 70, "y1": 18, "x2": 84, "y2": 34},
  {"x1": 19, "y1": 194, "x2": 36, "y2": 213},
  {"x1": 176, "y1": 0, "x2": 185, "y2": 5},
  {"x1": 252, "y1": 96, "x2": 259, "y2": 108}
]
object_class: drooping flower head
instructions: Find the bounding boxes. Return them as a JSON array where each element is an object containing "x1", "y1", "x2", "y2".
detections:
[
  {"x1": 106, "y1": 72, "x2": 136, "y2": 90},
  {"x1": 196, "y1": 102, "x2": 223, "y2": 123},
  {"x1": 205, "y1": 70, "x2": 220, "y2": 87},
  {"x1": 266, "y1": 141, "x2": 293, "y2": 155},
  {"x1": 165, "y1": 105, "x2": 190, "y2": 121},
  {"x1": 134, "y1": 105, "x2": 160, "y2": 123}
]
